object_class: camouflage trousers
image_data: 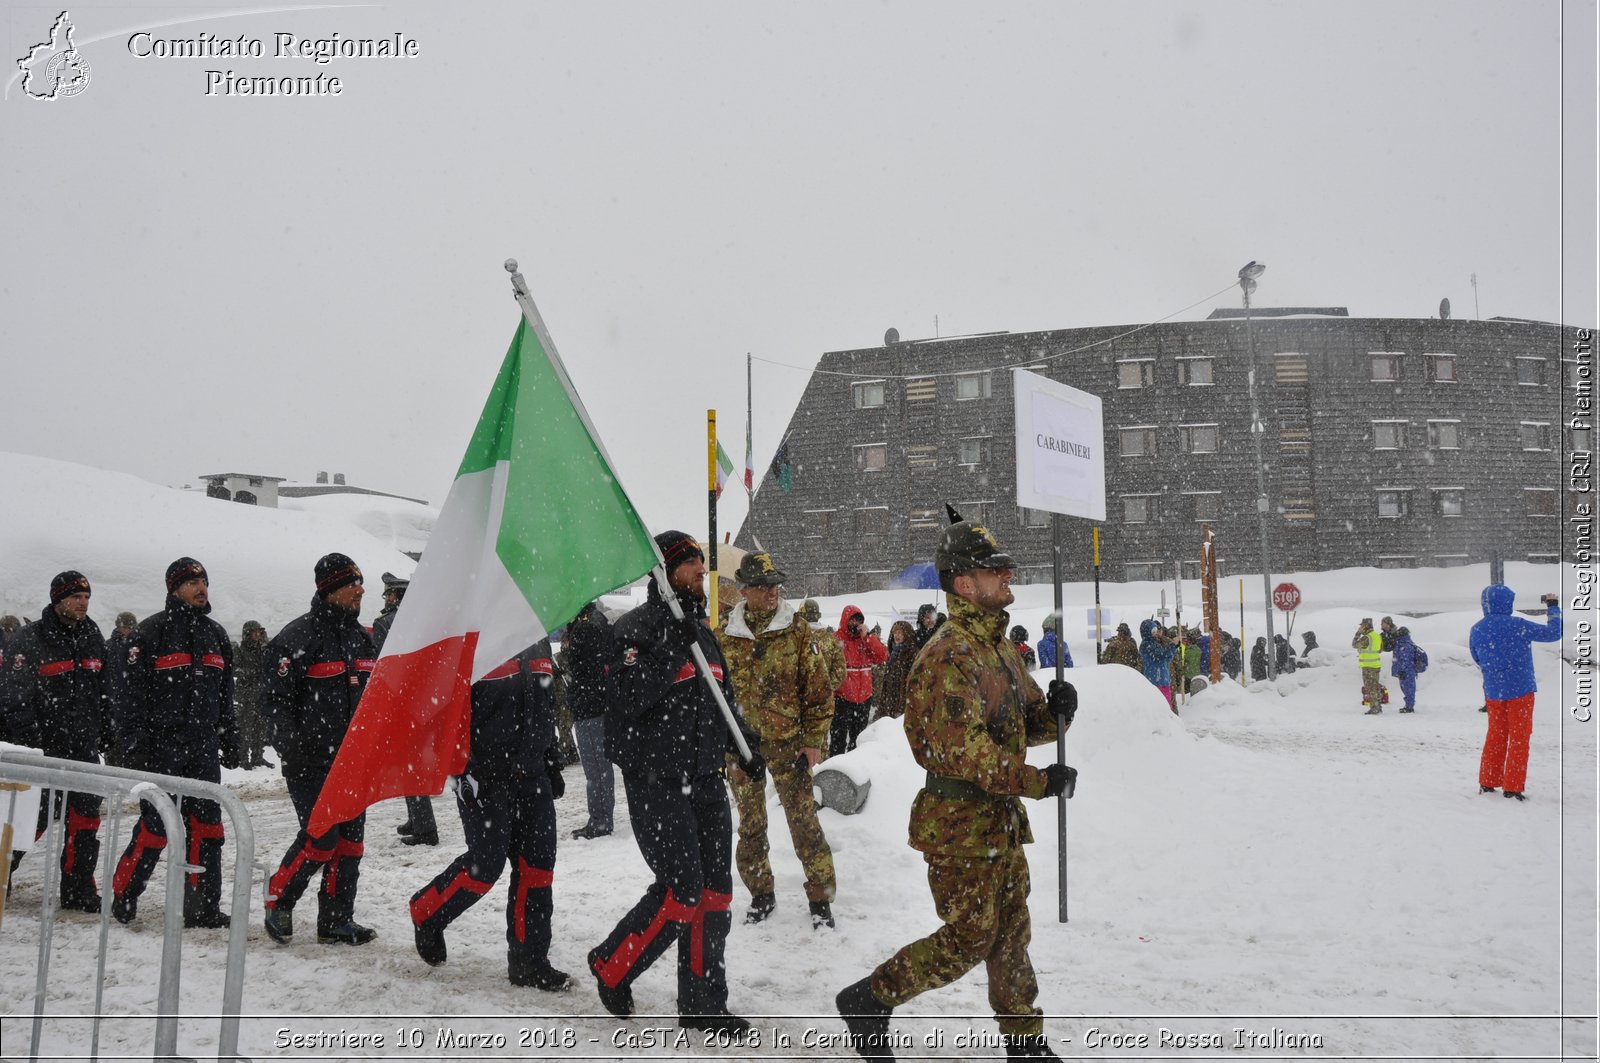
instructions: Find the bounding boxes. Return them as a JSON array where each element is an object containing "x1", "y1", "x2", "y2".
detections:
[
  {"x1": 1361, "y1": 667, "x2": 1383, "y2": 706},
  {"x1": 871, "y1": 847, "x2": 1042, "y2": 1036},
  {"x1": 727, "y1": 735, "x2": 836, "y2": 903}
]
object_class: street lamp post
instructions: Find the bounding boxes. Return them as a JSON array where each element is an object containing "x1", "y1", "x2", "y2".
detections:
[{"x1": 1239, "y1": 261, "x2": 1278, "y2": 681}]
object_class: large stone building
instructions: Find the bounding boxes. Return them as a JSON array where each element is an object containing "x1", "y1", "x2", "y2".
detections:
[{"x1": 739, "y1": 309, "x2": 1588, "y2": 596}]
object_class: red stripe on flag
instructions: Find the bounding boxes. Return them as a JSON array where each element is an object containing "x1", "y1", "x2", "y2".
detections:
[{"x1": 307, "y1": 633, "x2": 477, "y2": 838}]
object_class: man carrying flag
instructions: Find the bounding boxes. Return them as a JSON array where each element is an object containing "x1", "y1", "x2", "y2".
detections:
[{"x1": 586, "y1": 531, "x2": 765, "y2": 1035}]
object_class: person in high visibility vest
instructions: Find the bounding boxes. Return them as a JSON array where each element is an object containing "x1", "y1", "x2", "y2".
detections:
[{"x1": 1352, "y1": 618, "x2": 1384, "y2": 714}]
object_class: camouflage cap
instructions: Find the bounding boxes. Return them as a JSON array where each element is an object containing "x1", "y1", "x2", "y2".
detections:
[
  {"x1": 799, "y1": 599, "x2": 821, "y2": 622},
  {"x1": 934, "y1": 521, "x2": 1015, "y2": 575},
  {"x1": 116, "y1": 611, "x2": 138, "y2": 629},
  {"x1": 735, "y1": 551, "x2": 786, "y2": 587},
  {"x1": 242, "y1": 620, "x2": 265, "y2": 634}
]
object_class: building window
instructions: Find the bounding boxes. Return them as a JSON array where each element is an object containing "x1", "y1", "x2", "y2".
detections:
[
  {"x1": 857, "y1": 570, "x2": 893, "y2": 592},
  {"x1": 905, "y1": 444, "x2": 938, "y2": 469},
  {"x1": 1375, "y1": 556, "x2": 1417, "y2": 570},
  {"x1": 1424, "y1": 354, "x2": 1458, "y2": 382},
  {"x1": 1570, "y1": 361, "x2": 1588, "y2": 388},
  {"x1": 1433, "y1": 489, "x2": 1464, "y2": 517},
  {"x1": 1116, "y1": 360, "x2": 1155, "y2": 389},
  {"x1": 854, "y1": 507, "x2": 891, "y2": 537},
  {"x1": 955, "y1": 371, "x2": 991, "y2": 401},
  {"x1": 908, "y1": 508, "x2": 940, "y2": 530},
  {"x1": 1435, "y1": 554, "x2": 1472, "y2": 568},
  {"x1": 1572, "y1": 426, "x2": 1594, "y2": 453},
  {"x1": 1124, "y1": 561, "x2": 1165, "y2": 582},
  {"x1": 1177, "y1": 358, "x2": 1214, "y2": 385},
  {"x1": 1122, "y1": 496, "x2": 1155, "y2": 524},
  {"x1": 852, "y1": 380, "x2": 886, "y2": 409},
  {"x1": 1524, "y1": 489, "x2": 1556, "y2": 517},
  {"x1": 1181, "y1": 558, "x2": 1225, "y2": 580},
  {"x1": 1020, "y1": 506, "x2": 1052, "y2": 529},
  {"x1": 1119, "y1": 426, "x2": 1157, "y2": 457},
  {"x1": 1520, "y1": 422, "x2": 1551, "y2": 451},
  {"x1": 1373, "y1": 421, "x2": 1408, "y2": 450},
  {"x1": 1371, "y1": 353, "x2": 1402, "y2": 381},
  {"x1": 1527, "y1": 553, "x2": 1560, "y2": 564},
  {"x1": 854, "y1": 443, "x2": 888, "y2": 472},
  {"x1": 957, "y1": 437, "x2": 990, "y2": 466},
  {"x1": 1516, "y1": 358, "x2": 1546, "y2": 386},
  {"x1": 1427, "y1": 420, "x2": 1461, "y2": 449},
  {"x1": 1377, "y1": 490, "x2": 1411, "y2": 519},
  {"x1": 803, "y1": 509, "x2": 835, "y2": 537},
  {"x1": 1187, "y1": 492, "x2": 1221, "y2": 522},
  {"x1": 1179, "y1": 424, "x2": 1219, "y2": 454},
  {"x1": 1016, "y1": 565, "x2": 1053, "y2": 586}
]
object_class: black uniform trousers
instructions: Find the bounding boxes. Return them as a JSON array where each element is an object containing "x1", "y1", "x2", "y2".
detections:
[
  {"x1": 266, "y1": 761, "x2": 365, "y2": 929},
  {"x1": 409, "y1": 771, "x2": 557, "y2": 964},
  {"x1": 112, "y1": 752, "x2": 225, "y2": 920},
  {"x1": 12, "y1": 787, "x2": 103, "y2": 907},
  {"x1": 590, "y1": 770, "x2": 733, "y2": 1018}
]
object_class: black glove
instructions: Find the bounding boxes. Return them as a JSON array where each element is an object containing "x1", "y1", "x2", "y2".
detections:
[
  {"x1": 1047, "y1": 679, "x2": 1078, "y2": 728},
  {"x1": 739, "y1": 749, "x2": 767, "y2": 784},
  {"x1": 1042, "y1": 763, "x2": 1078, "y2": 799},
  {"x1": 543, "y1": 747, "x2": 566, "y2": 799},
  {"x1": 218, "y1": 737, "x2": 243, "y2": 771}
]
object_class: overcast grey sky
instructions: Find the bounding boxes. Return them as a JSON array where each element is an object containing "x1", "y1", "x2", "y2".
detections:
[{"x1": 3, "y1": 1, "x2": 1594, "y2": 537}]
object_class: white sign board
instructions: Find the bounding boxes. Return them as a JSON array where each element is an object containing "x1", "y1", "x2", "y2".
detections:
[{"x1": 1012, "y1": 368, "x2": 1106, "y2": 521}]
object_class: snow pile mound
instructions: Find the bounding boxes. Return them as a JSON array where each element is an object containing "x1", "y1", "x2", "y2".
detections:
[
  {"x1": 0, "y1": 451, "x2": 416, "y2": 634},
  {"x1": 279, "y1": 492, "x2": 436, "y2": 557}
]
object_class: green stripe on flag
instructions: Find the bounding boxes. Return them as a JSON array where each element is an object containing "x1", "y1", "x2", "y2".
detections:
[{"x1": 487, "y1": 319, "x2": 657, "y2": 627}]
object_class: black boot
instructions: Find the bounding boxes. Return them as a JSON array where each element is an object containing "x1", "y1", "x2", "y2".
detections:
[
  {"x1": 1004, "y1": 1033, "x2": 1061, "y2": 1058},
  {"x1": 264, "y1": 906, "x2": 293, "y2": 943},
  {"x1": 509, "y1": 952, "x2": 571, "y2": 990},
  {"x1": 809, "y1": 899, "x2": 835, "y2": 929},
  {"x1": 587, "y1": 946, "x2": 633, "y2": 1017},
  {"x1": 184, "y1": 909, "x2": 231, "y2": 929},
  {"x1": 679, "y1": 1012, "x2": 752, "y2": 1035},
  {"x1": 744, "y1": 892, "x2": 775, "y2": 924},
  {"x1": 414, "y1": 923, "x2": 447, "y2": 966},
  {"x1": 318, "y1": 919, "x2": 377, "y2": 945},
  {"x1": 835, "y1": 976, "x2": 894, "y2": 1061}
]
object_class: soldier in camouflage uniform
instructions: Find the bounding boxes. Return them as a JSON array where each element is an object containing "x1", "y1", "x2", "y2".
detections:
[
  {"x1": 836, "y1": 520, "x2": 1078, "y2": 1061},
  {"x1": 800, "y1": 599, "x2": 846, "y2": 694},
  {"x1": 719, "y1": 554, "x2": 837, "y2": 929}
]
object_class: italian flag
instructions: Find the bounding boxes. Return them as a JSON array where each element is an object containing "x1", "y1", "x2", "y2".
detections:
[
  {"x1": 308, "y1": 313, "x2": 658, "y2": 836},
  {"x1": 714, "y1": 440, "x2": 734, "y2": 500}
]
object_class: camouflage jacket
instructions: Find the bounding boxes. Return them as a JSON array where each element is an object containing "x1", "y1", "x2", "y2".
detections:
[
  {"x1": 718, "y1": 599, "x2": 833, "y2": 748},
  {"x1": 903, "y1": 592, "x2": 1061, "y2": 858},
  {"x1": 815, "y1": 627, "x2": 846, "y2": 693}
]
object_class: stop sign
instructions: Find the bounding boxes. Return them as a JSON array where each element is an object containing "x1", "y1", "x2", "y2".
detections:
[{"x1": 1272, "y1": 582, "x2": 1302, "y2": 611}]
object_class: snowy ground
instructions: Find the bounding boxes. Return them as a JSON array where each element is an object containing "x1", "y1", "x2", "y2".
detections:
[
  {"x1": 3, "y1": 577, "x2": 1594, "y2": 1063},
  {"x1": 1, "y1": 454, "x2": 1595, "y2": 1060}
]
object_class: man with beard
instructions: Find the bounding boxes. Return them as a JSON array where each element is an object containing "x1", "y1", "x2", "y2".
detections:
[
  {"x1": 261, "y1": 553, "x2": 379, "y2": 946},
  {"x1": 3, "y1": 571, "x2": 114, "y2": 911},
  {"x1": 410, "y1": 640, "x2": 570, "y2": 989},
  {"x1": 836, "y1": 519, "x2": 1077, "y2": 1060},
  {"x1": 111, "y1": 558, "x2": 240, "y2": 928},
  {"x1": 586, "y1": 531, "x2": 764, "y2": 1035}
]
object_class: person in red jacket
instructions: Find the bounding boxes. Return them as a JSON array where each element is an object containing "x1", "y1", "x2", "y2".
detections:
[{"x1": 830, "y1": 606, "x2": 887, "y2": 756}]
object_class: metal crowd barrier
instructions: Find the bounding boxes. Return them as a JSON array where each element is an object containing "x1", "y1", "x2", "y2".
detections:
[{"x1": 0, "y1": 750, "x2": 255, "y2": 1062}]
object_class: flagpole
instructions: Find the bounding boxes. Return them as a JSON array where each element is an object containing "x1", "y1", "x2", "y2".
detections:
[
  {"x1": 708, "y1": 410, "x2": 720, "y2": 624},
  {"x1": 503, "y1": 260, "x2": 750, "y2": 762}
]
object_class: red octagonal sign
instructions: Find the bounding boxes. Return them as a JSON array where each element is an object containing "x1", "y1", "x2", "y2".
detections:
[{"x1": 1273, "y1": 582, "x2": 1302, "y2": 611}]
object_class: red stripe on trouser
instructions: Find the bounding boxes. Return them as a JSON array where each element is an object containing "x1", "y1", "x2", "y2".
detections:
[
  {"x1": 63, "y1": 808, "x2": 102, "y2": 876},
  {"x1": 324, "y1": 837, "x2": 365, "y2": 898},
  {"x1": 410, "y1": 868, "x2": 493, "y2": 925},
  {"x1": 513, "y1": 857, "x2": 555, "y2": 943},
  {"x1": 593, "y1": 890, "x2": 696, "y2": 989},
  {"x1": 267, "y1": 839, "x2": 335, "y2": 908},
  {"x1": 689, "y1": 890, "x2": 733, "y2": 977},
  {"x1": 186, "y1": 818, "x2": 225, "y2": 887},
  {"x1": 112, "y1": 824, "x2": 166, "y2": 896}
]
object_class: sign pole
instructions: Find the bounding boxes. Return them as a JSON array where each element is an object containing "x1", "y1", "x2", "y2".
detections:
[
  {"x1": 1052, "y1": 514, "x2": 1068, "y2": 923},
  {"x1": 706, "y1": 410, "x2": 719, "y2": 624},
  {"x1": 1092, "y1": 527, "x2": 1103, "y2": 663}
]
